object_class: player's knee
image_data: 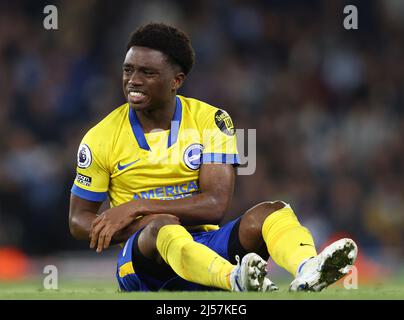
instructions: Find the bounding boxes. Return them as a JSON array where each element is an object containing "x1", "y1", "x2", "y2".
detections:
[
  {"x1": 143, "y1": 214, "x2": 180, "y2": 240},
  {"x1": 251, "y1": 200, "x2": 287, "y2": 221},
  {"x1": 241, "y1": 201, "x2": 287, "y2": 236},
  {"x1": 262, "y1": 200, "x2": 287, "y2": 215}
]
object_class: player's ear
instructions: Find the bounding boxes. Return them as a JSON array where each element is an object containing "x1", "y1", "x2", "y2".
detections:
[{"x1": 172, "y1": 72, "x2": 185, "y2": 91}]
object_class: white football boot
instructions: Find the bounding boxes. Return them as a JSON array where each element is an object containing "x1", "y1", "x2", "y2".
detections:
[
  {"x1": 230, "y1": 253, "x2": 278, "y2": 292},
  {"x1": 289, "y1": 238, "x2": 358, "y2": 292}
]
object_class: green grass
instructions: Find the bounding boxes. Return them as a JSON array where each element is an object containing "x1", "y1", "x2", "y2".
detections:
[{"x1": 0, "y1": 277, "x2": 403, "y2": 300}]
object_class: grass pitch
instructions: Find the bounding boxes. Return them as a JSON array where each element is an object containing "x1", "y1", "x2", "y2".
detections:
[{"x1": 0, "y1": 277, "x2": 403, "y2": 300}]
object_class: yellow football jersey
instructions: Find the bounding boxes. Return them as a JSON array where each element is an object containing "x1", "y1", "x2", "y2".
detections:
[{"x1": 72, "y1": 95, "x2": 239, "y2": 228}]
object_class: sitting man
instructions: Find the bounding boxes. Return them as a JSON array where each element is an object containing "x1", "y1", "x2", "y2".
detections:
[{"x1": 69, "y1": 23, "x2": 357, "y2": 292}]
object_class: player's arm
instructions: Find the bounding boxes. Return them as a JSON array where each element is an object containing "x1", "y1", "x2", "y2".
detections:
[
  {"x1": 71, "y1": 129, "x2": 126, "y2": 244},
  {"x1": 69, "y1": 194, "x2": 160, "y2": 243},
  {"x1": 70, "y1": 130, "x2": 162, "y2": 245},
  {"x1": 89, "y1": 163, "x2": 235, "y2": 252},
  {"x1": 69, "y1": 195, "x2": 102, "y2": 241},
  {"x1": 132, "y1": 163, "x2": 235, "y2": 224}
]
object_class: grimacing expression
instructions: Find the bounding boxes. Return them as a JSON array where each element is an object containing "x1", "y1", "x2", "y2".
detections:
[{"x1": 122, "y1": 46, "x2": 183, "y2": 111}]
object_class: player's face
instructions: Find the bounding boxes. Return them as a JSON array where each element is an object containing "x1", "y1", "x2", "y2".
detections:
[{"x1": 122, "y1": 46, "x2": 184, "y2": 111}]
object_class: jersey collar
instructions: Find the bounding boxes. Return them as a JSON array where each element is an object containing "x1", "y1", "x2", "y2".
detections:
[{"x1": 128, "y1": 96, "x2": 182, "y2": 151}]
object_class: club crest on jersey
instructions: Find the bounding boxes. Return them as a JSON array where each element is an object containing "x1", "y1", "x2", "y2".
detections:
[
  {"x1": 183, "y1": 143, "x2": 204, "y2": 170},
  {"x1": 215, "y1": 109, "x2": 235, "y2": 136},
  {"x1": 77, "y1": 144, "x2": 92, "y2": 169}
]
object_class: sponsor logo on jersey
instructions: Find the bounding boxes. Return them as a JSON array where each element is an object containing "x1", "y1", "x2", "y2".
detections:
[
  {"x1": 214, "y1": 110, "x2": 235, "y2": 136},
  {"x1": 77, "y1": 144, "x2": 92, "y2": 169},
  {"x1": 133, "y1": 180, "x2": 199, "y2": 200},
  {"x1": 76, "y1": 173, "x2": 92, "y2": 186},
  {"x1": 183, "y1": 143, "x2": 204, "y2": 170},
  {"x1": 117, "y1": 159, "x2": 140, "y2": 171}
]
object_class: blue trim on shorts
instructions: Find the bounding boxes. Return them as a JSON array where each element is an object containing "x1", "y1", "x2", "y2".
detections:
[{"x1": 116, "y1": 228, "x2": 149, "y2": 292}]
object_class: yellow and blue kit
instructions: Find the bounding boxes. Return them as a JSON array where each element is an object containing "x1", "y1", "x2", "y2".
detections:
[
  {"x1": 72, "y1": 95, "x2": 247, "y2": 291},
  {"x1": 72, "y1": 95, "x2": 239, "y2": 205}
]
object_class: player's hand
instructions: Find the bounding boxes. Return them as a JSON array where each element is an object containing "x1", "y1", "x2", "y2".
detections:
[
  {"x1": 89, "y1": 203, "x2": 136, "y2": 253},
  {"x1": 113, "y1": 214, "x2": 161, "y2": 243}
]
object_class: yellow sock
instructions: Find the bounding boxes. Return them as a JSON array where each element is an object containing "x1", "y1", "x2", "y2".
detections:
[
  {"x1": 156, "y1": 224, "x2": 234, "y2": 290},
  {"x1": 262, "y1": 204, "x2": 317, "y2": 276}
]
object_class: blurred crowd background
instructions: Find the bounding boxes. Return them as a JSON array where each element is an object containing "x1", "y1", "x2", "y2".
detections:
[{"x1": 0, "y1": 0, "x2": 403, "y2": 276}]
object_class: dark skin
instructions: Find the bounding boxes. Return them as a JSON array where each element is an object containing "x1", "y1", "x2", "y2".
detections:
[
  {"x1": 69, "y1": 45, "x2": 283, "y2": 259},
  {"x1": 122, "y1": 46, "x2": 184, "y2": 132}
]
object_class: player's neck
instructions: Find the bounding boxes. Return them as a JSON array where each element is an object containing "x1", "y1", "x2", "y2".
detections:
[{"x1": 134, "y1": 97, "x2": 177, "y2": 133}]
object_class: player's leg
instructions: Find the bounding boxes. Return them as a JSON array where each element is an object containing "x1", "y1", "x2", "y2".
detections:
[
  {"x1": 116, "y1": 215, "x2": 179, "y2": 291},
  {"x1": 237, "y1": 201, "x2": 317, "y2": 275},
  {"x1": 195, "y1": 218, "x2": 277, "y2": 292},
  {"x1": 136, "y1": 214, "x2": 235, "y2": 290},
  {"x1": 138, "y1": 214, "x2": 275, "y2": 291},
  {"x1": 237, "y1": 201, "x2": 357, "y2": 291}
]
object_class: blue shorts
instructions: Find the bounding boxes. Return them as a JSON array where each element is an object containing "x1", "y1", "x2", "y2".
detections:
[{"x1": 116, "y1": 218, "x2": 244, "y2": 292}]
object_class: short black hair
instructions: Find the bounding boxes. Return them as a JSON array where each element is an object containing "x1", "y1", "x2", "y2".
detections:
[{"x1": 126, "y1": 23, "x2": 195, "y2": 75}]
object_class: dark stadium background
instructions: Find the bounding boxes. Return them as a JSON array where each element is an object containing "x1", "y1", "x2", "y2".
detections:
[{"x1": 0, "y1": 0, "x2": 402, "y2": 284}]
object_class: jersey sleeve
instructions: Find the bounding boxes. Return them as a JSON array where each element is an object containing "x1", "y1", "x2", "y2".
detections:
[
  {"x1": 71, "y1": 128, "x2": 110, "y2": 202},
  {"x1": 200, "y1": 108, "x2": 240, "y2": 165}
]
